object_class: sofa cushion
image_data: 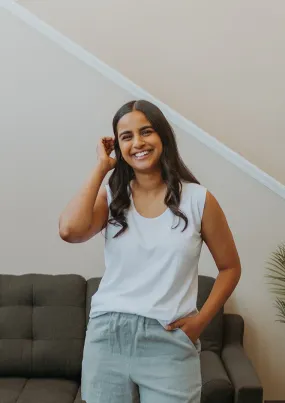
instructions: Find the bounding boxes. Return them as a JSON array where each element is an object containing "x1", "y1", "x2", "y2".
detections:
[
  {"x1": 0, "y1": 274, "x2": 86, "y2": 380},
  {"x1": 0, "y1": 377, "x2": 80, "y2": 403},
  {"x1": 197, "y1": 275, "x2": 224, "y2": 354},
  {"x1": 0, "y1": 377, "x2": 27, "y2": 403}
]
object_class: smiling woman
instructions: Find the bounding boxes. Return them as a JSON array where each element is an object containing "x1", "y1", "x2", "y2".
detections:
[{"x1": 59, "y1": 99, "x2": 241, "y2": 403}]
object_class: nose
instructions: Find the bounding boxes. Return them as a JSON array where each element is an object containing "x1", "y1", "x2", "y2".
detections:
[{"x1": 133, "y1": 134, "x2": 145, "y2": 149}]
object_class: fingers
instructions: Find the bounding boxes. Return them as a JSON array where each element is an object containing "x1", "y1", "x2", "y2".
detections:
[
  {"x1": 166, "y1": 319, "x2": 184, "y2": 331},
  {"x1": 102, "y1": 138, "x2": 114, "y2": 146},
  {"x1": 101, "y1": 137, "x2": 115, "y2": 156}
]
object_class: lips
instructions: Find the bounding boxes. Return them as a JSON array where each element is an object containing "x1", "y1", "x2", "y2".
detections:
[{"x1": 132, "y1": 149, "x2": 153, "y2": 160}]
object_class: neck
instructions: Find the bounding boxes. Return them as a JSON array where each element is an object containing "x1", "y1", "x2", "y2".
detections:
[{"x1": 132, "y1": 169, "x2": 164, "y2": 193}]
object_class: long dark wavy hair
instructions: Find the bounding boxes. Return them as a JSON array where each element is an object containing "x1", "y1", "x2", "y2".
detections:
[{"x1": 108, "y1": 100, "x2": 200, "y2": 237}]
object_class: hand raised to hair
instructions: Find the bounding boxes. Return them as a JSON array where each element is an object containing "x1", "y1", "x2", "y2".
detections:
[{"x1": 97, "y1": 137, "x2": 117, "y2": 172}]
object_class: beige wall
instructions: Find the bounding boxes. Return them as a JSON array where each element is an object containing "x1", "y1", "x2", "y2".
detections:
[
  {"x1": 18, "y1": 0, "x2": 285, "y2": 185},
  {"x1": 1, "y1": 7, "x2": 285, "y2": 400}
]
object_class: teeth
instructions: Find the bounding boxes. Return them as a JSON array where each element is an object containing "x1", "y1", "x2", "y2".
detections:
[{"x1": 135, "y1": 151, "x2": 150, "y2": 157}]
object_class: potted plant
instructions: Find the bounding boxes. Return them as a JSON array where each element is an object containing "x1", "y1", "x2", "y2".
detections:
[{"x1": 266, "y1": 242, "x2": 285, "y2": 323}]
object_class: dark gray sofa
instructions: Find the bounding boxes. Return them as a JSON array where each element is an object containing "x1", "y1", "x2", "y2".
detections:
[{"x1": 0, "y1": 273, "x2": 263, "y2": 403}]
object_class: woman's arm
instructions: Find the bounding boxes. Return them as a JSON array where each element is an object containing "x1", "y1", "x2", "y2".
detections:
[
  {"x1": 59, "y1": 136, "x2": 116, "y2": 243},
  {"x1": 58, "y1": 164, "x2": 109, "y2": 243},
  {"x1": 166, "y1": 190, "x2": 241, "y2": 340},
  {"x1": 198, "y1": 191, "x2": 241, "y2": 329}
]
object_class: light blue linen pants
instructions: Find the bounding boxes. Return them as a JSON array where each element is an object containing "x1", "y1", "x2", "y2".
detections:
[{"x1": 81, "y1": 312, "x2": 201, "y2": 403}]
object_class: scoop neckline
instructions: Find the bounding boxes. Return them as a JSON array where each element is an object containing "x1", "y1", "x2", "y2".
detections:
[{"x1": 129, "y1": 191, "x2": 170, "y2": 220}]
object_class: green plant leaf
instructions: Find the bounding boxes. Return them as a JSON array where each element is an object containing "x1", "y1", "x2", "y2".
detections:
[
  {"x1": 265, "y1": 268, "x2": 285, "y2": 278},
  {"x1": 274, "y1": 298, "x2": 285, "y2": 322},
  {"x1": 266, "y1": 243, "x2": 285, "y2": 322},
  {"x1": 269, "y1": 290, "x2": 285, "y2": 297},
  {"x1": 267, "y1": 260, "x2": 285, "y2": 273},
  {"x1": 266, "y1": 275, "x2": 285, "y2": 283}
]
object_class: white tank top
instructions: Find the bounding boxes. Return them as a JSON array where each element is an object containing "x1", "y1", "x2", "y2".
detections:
[{"x1": 89, "y1": 181, "x2": 207, "y2": 328}]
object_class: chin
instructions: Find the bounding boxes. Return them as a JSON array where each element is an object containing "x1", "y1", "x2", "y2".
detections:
[{"x1": 133, "y1": 162, "x2": 160, "y2": 174}]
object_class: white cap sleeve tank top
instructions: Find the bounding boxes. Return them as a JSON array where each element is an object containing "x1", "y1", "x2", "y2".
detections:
[{"x1": 89, "y1": 181, "x2": 207, "y2": 328}]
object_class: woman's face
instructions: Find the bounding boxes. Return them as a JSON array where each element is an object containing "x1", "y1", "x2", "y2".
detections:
[{"x1": 117, "y1": 110, "x2": 163, "y2": 173}]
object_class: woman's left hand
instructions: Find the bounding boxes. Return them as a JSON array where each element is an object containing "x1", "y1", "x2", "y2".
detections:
[{"x1": 165, "y1": 314, "x2": 205, "y2": 343}]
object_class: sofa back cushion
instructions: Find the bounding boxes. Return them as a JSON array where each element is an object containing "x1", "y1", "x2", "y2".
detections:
[
  {"x1": 197, "y1": 275, "x2": 224, "y2": 354},
  {"x1": 0, "y1": 274, "x2": 86, "y2": 380}
]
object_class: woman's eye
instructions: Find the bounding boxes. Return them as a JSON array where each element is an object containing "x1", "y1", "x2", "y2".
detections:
[
  {"x1": 122, "y1": 135, "x2": 132, "y2": 141},
  {"x1": 142, "y1": 130, "x2": 152, "y2": 136}
]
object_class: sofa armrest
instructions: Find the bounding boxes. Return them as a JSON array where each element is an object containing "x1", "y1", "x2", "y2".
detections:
[
  {"x1": 200, "y1": 350, "x2": 233, "y2": 402},
  {"x1": 222, "y1": 314, "x2": 263, "y2": 403}
]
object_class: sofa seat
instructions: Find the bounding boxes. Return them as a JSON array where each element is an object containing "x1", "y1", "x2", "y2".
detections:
[{"x1": 0, "y1": 377, "x2": 84, "y2": 403}]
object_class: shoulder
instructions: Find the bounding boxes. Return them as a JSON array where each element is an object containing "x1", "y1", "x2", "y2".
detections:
[
  {"x1": 178, "y1": 182, "x2": 208, "y2": 232},
  {"x1": 184, "y1": 185, "x2": 224, "y2": 223},
  {"x1": 182, "y1": 182, "x2": 207, "y2": 197},
  {"x1": 202, "y1": 190, "x2": 225, "y2": 223},
  {"x1": 182, "y1": 184, "x2": 228, "y2": 236},
  {"x1": 182, "y1": 182, "x2": 207, "y2": 216}
]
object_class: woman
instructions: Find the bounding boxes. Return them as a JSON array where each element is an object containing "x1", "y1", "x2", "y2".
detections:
[{"x1": 59, "y1": 100, "x2": 241, "y2": 403}]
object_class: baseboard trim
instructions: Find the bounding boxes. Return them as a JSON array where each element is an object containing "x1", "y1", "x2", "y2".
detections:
[{"x1": 2, "y1": 0, "x2": 285, "y2": 200}]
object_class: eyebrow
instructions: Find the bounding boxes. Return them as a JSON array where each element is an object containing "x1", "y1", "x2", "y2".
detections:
[{"x1": 118, "y1": 125, "x2": 153, "y2": 138}]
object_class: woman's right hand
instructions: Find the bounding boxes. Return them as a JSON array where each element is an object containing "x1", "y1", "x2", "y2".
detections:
[{"x1": 97, "y1": 137, "x2": 117, "y2": 172}]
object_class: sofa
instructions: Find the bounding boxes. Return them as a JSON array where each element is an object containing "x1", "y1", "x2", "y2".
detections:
[{"x1": 0, "y1": 273, "x2": 263, "y2": 403}]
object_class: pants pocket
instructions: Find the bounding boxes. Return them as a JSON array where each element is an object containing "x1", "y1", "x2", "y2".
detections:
[
  {"x1": 176, "y1": 328, "x2": 201, "y2": 353},
  {"x1": 86, "y1": 314, "x2": 111, "y2": 343}
]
